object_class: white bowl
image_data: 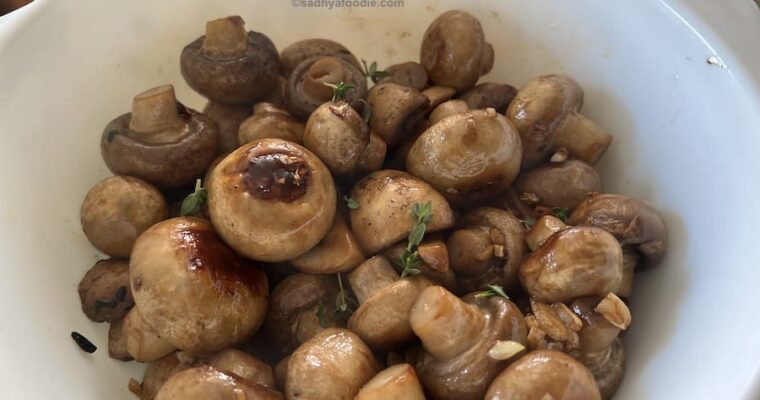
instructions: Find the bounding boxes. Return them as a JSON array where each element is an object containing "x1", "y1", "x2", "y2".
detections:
[{"x1": 1, "y1": 0, "x2": 759, "y2": 398}]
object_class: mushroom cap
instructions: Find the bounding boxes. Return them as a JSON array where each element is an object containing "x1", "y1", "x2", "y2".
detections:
[
  {"x1": 181, "y1": 30, "x2": 279, "y2": 105},
  {"x1": 484, "y1": 350, "x2": 601, "y2": 400},
  {"x1": 279, "y1": 38, "x2": 362, "y2": 78},
  {"x1": 367, "y1": 83, "x2": 430, "y2": 146},
  {"x1": 457, "y1": 83, "x2": 517, "y2": 114},
  {"x1": 208, "y1": 348, "x2": 275, "y2": 389},
  {"x1": 208, "y1": 139, "x2": 336, "y2": 262},
  {"x1": 80, "y1": 176, "x2": 168, "y2": 257},
  {"x1": 285, "y1": 56, "x2": 368, "y2": 120},
  {"x1": 134, "y1": 353, "x2": 192, "y2": 400},
  {"x1": 78, "y1": 258, "x2": 134, "y2": 322},
  {"x1": 515, "y1": 159, "x2": 601, "y2": 210},
  {"x1": 238, "y1": 103, "x2": 305, "y2": 146},
  {"x1": 155, "y1": 366, "x2": 283, "y2": 400},
  {"x1": 348, "y1": 276, "x2": 433, "y2": 350},
  {"x1": 303, "y1": 101, "x2": 370, "y2": 176},
  {"x1": 423, "y1": 86, "x2": 457, "y2": 113},
  {"x1": 286, "y1": 328, "x2": 379, "y2": 400},
  {"x1": 568, "y1": 193, "x2": 667, "y2": 269},
  {"x1": 349, "y1": 170, "x2": 455, "y2": 254},
  {"x1": 291, "y1": 214, "x2": 365, "y2": 274},
  {"x1": 122, "y1": 307, "x2": 176, "y2": 363},
  {"x1": 130, "y1": 217, "x2": 269, "y2": 353},
  {"x1": 519, "y1": 226, "x2": 624, "y2": 303},
  {"x1": 108, "y1": 318, "x2": 131, "y2": 361},
  {"x1": 203, "y1": 102, "x2": 252, "y2": 154},
  {"x1": 428, "y1": 99, "x2": 470, "y2": 124},
  {"x1": 357, "y1": 132, "x2": 387, "y2": 173},
  {"x1": 356, "y1": 363, "x2": 426, "y2": 400},
  {"x1": 506, "y1": 74, "x2": 583, "y2": 167},
  {"x1": 101, "y1": 105, "x2": 218, "y2": 188},
  {"x1": 406, "y1": 109, "x2": 522, "y2": 205},
  {"x1": 420, "y1": 10, "x2": 488, "y2": 91},
  {"x1": 380, "y1": 62, "x2": 429, "y2": 90}
]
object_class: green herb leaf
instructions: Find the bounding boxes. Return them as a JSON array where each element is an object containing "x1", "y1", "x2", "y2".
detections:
[
  {"x1": 180, "y1": 179, "x2": 208, "y2": 217},
  {"x1": 334, "y1": 274, "x2": 356, "y2": 317},
  {"x1": 361, "y1": 101, "x2": 372, "y2": 123},
  {"x1": 343, "y1": 195, "x2": 360, "y2": 210},
  {"x1": 361, "y1": 59, "x2": 390, "y2": 83},
  {"x1": 521, "y1": 218, "x2": 536, "y2": 229},
  {"x1": 552, "y1": 207, "x2": 570, "y2": 223},
  {"x1": 475, "y1": 283, "x2": 510, "y2": 299},
  {"x1": 323, "y1": 81, "x2": 356, "y2": 101},
  {"x1": 315, "y1": 302, "x2": 327, "y2": 328},
  {"x1": 398, "y1": 201, "x2": 434, "y2": 278}
]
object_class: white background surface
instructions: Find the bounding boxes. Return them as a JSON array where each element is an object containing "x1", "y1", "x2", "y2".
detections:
[{"x1": 1, "y1": 0, "x2": 759, "y2": 398}]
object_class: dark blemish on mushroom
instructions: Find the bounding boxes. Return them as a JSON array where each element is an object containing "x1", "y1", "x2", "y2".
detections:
[
  {"x1": 106, "y1": 130, "x2": 118, "y2": 143},
  {"x1": 133, "y1": 277, "x2": 142, "y2": 291},
  {"x1": 72, "y1": 331, "x2": 97, "y2": 353},
  {"x1": 243, "y1": 152, "x2": 312, "y2": 202}
]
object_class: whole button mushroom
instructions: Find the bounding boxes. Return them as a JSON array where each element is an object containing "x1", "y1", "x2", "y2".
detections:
[
  {"x1": 291, "y1": 215, "x2": 365, "y2": 274},
  {"x1": 519, "y1": 226, "x2": 624, "y2": 303},
  {"x1": 80, "y1": 176, "x2": 168, "y2": 258},
  {"x1": 347, "y1": 256, "x2": 433, "y2": 350},
  {"x1": 279, "y1": 38, "x2": 362, "y2": 78},
  {"x1": 366, "y1": 82, "x2": 429, "y2": 147},
  {"x1": 180, "y1": 16, "x2": 279, "y2": 105},
  {"x1": 506, "y1": 74, "x2": 612, "y2": 168},
  {"x1": 484, "y1": 350, "x2": 602, "y2": 400},
  {"x1": 285, "y1": 56, "x2": 368, "y2": 119},
  {"x1": 100, "y1": 85, "x2": 219, "y2": 188},
  {"x1": 515, "y1": 159, "x2": 602, "y2": 210},
  {"x1": 78, "y1": 258, "x2": 134, "y2": 322},
  {"x1": 285, "y1": 328, "x2": 379, "y2": 400},
  {"x1": 208, "y1": 139, "x2": 336, "y2": 262},
  {"x1": 238, "y1": 102, "x2": 305, "y2": 146},
  {"x1": 379, "y1": 62, "x2": 429, "y2": 90},
  {"x1": 355, "y1": 363, "x2": 426, "y2": 400},
  {"x1": 206, "y1": 349, "x2": 276, "y2": 389},
  {"x1": 524, "y1": 214, "x2": 567, "y2": 251},
  {"x1": 122, "y1": 307, "x2": 176, "y2": 362},
  {"x1": 410, "y1": 286, "x2": 527, "y2": 400},
  {"x1": 420, "y1": 10, "x2": 494, "y2": 91},
  {"x1": 348, "y1": 170, "x2": 455, "y2": 254},
  {"x1": 568, "y1": 193, "x2": 668, "y2": 269},
  {"x1": 356, "y1": 132, "x2": 387, "y2": 174},
  {"x1": 457, "y1": 82, "x2": 518, "y2": 114},
  {"x1": 407, "y1": 108, "x2": 523, "y2": 206},
  {"x1": 155, "y1": 365, "x2": 283, "y2": 400},
  {"x1": 423, "y1": 86, "x2": 457, "y2": 113},
  {"x1": 130, "y1": 217, "x2": 269, "y2": 354},
  {"x1": 303, "y1": 99, "x2": 371, "y2": 176},
  {"x1": 203, "y1": 102, "x2": 252, "y2": 154}
]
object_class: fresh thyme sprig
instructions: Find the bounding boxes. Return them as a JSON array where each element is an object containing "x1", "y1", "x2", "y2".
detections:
[
  {"x1": 323, "y1": 81, "x2": 356, "y2": 101},
  {"x1": 474, "y1": 283, "x2": 510, "y2": 300},
  {"x1": 180, "y1": 179, "x2": 207, "y2": 216},
  {"x1": 315, "y1": 273, "x2": 359, "y2": 328},
  {"x1": 552, "y1": 207, "x2": 570, "y2": 223},
  {"x1": 343, "y1": 195, "x2": 360, "y2": 210},
  {"x1": 398, "y1": 201, "x2": 433, "y2": 278},
  {"x1": 361, "y1": 59, "x2": 390, "y2": 83}
]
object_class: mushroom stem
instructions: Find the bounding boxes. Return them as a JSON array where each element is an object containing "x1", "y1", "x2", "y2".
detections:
[
  {"x1": 201, "y1": 16, "x2": 248, "y2": 58},
  {"x1": 409, "y1": 286, "x2": 486, "y2": 360},
  {"x1": 303, "y1": 57, "x2": 345, "y2": 101},
  {"x1": 348, "y1": 256, "x2": 399, "y2": 304},
  {"x1": 525, "y1": 215, "x2": 566, "y2": 251},
  {"x1": 129, "y1": 85, "x2": 184, "y2": 143},
  {"x1": 555, "y1": 112, "x2": 612, "y2": 165},
  {"x1": 447, "y1": 227, "x2": 494, "y2": 275}
]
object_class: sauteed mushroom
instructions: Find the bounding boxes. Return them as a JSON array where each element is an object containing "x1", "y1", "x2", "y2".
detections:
[
  {"x1": 379, "y1": 62, "x2": 429, "y2": 90},
  {"x1": 356, "y1": 363, "x2": 426, "y2": 400},
  {"x1": 367, "y1": 83, "x2": 429, "y2": 147},
  {"x1": 286, "y1": 56, "x2": 367, "y2": 119},
  {"x1": 238, "y1": 102, "x2": 305, "y2": 145},
  {"x1": 515, "y1": 159, "x2": 602, "y2": 210},
  {"x1": 122, "y1": 307, "x2": 176, "y2": 363},
  {"x1": 291, "y1": 214, "x2": 365, "y2": 274},
  {"x1": 303, "y1": 100, "x2": 370, "y2": 176},
  {"x1": 78, "y1": 258, "x2": 134, "y2": 322},
  {"x1": 458, "y1": 82, "x2": 517, "y2": 113},
  {"x1": 279, "y1": 38, "x2": 362, "y2": 78},
  {"x1": 155, "y1": 366, "x2": 283, "y2": 400},
  {"x1": 203, "y1": 102, "x2": 252, "y2": 154}
]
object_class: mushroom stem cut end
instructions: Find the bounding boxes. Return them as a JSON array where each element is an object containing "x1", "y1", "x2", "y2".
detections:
[
  {"x1": 201, "y1": 16, "x2": 248, "y2": 58},
  {"x1": 303, "y1": 57, "x2": 345, "y2": 100},
  {"x1": 129, "y1": 85, "x2": 183, "y2": 140}
]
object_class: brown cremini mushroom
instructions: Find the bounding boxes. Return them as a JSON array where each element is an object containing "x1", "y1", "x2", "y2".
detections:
[
  {"x1": 207, "y1": 349, "x2": 276, "y2": 389},
  {"x1": 407, "y1": 108, "x2": 522, "y2": 205},
  {"x1": 80, "y1": 176, "x2": 168, "y2": 258},
  {"x1": 515, "y1": 159, "x2": 602, "y2": 210},
  {"x1": 100, "y1": 85, "x2": 218, "y2": 188},
  {"x1": 108, "y1": 317, "x2": 131, "y2": 361},
  {"x1": 367, "y1": 83, "x2": 430, "y2": 147},
  {"x1": 78, "y1": 258, "x2": 134, "y2": 322},
  {"x1": 203, "y1": 102, "x2": 252, "y2": 154},
  {"x1": 180, "y1": 16, "x2": 279, "y2": 105},
  {"x1": 357, "y1": 132, "x2": 387, "y2": 173},
  {"x1": 279, "y1": 38, "x2": 362, "y2": 78},
  {"x1": 423, "y1": 86, "x2": 457, "y2": 113},
  {"x1": 208, "y1": 139, "x2": 336, "y2": 262},
  {"x1": 130, "y1": 217, "x2": 269, "y2": 354},
  {"x1": 285, "y1": 328, "x2": 379, "y2": 400},
  {"x1": 428, "y1": 99, "x2": 470, "y2": 124},
  {"x1": 285, "y1": 56, "x2": 368, "y2": 119},
  {"x1": 356, "y1": 363, "x2": 426, "y2": 400},
  {"x1": 519, "y1": 226, "x2": 624, "y2": 303},
  {"x1": 379, "y1": 62, "x2": 429, "y2": 90},
  {"x1": 506, "y1": 74, "x2": 612, "y2": 167},
  {"x1": 122, "y1": 307, "x2": 176, "y2": 362},
  {"x1": 457, "y1": 82, "x2": 517, "y2": 113},
  {"x1": 303, "y1": 100, "x2": 370, "y2": 176},
  {"x1": 420, "y1": 10, "x2": 493, "y2": 91},
  {"x1": 238, "y1": 102, "x2": 305, "y2": 146},
  {"x1": 155, "y1": 365, "x2": 283, "y2": 400},
  {"x1": 291, "y1": 214, "x2": 365, "y2": 274}
]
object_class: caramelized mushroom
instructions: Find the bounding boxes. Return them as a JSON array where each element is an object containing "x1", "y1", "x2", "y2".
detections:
[
  {"x1": 356, "y1": 132, "x2": 387, "y2": 173},
  {"x1": 458, "y1": 82, "x2": 517, "y2": 113},
  {"x1": 379, "y1": 62, "x2": 429, "y2": 90},
  {"x1": 423, "y1": 86, "x2": 457, "y2": 113},
  {"x1": 207, "y1": 349, "x2": 275, "y2": 389},
  {"x1": 303, "y1": 100, "x2": 370, "y2": 176},
  {"x1": 291, "y1": 214, "x2": 365, "y2": 274},
  {"x1": 78, "y1": 258, "x2": 134, "y2": 322},
  {"x1": 366, "y1": 83, "x2": 429, "y2": 147},
  {"x1": 428, "y1": 99, "x2": 469, "y2": 124},
  {"x1": 524, "y1": 215, "x2": 566, "y2": 251},
  {"x1": 155, "y1": 366, "x2": 283, "y2": 400},
  {"x1": 203, "y1": 102, "x2": 252, "y2": 154},
  {"x1": 285, "y1": 56, "x2": 368, "y2": 119},
  {"x1": 515, "y1": 159, "x2": 602, "y2": 209},
  {"x1": 279, "y1": 38, "x2": 362, "y2": 78},
  {"x1": 356, "y1": 363, "x2": 426, "y2": 400},
  {"x1": 130, "y1": 352, "x2": 191, "y2": 400},
  {"x1": 238, "y1": 102, "x2": 305, "y2": 146}
]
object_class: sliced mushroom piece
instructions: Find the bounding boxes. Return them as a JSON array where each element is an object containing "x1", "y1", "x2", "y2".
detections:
[
  {"x1": 285, "y1": 56, "x2": 368, "y2": 119},
  {"x1": 78, "y1": 258, "x2": 134, "y2": 322},
  {"x1": 420, "y1": 10, "x2": 493, "y2": 91},
  {"x1": 484, "y1": 350, "x2": 601, "y2": 400},
  {"x1": 156, "y1": 366, "x2": 283, "y2": 400},
  {"x1": 108, "y1": 317, "x2": 131, "y2": 361},
  {"x1": 407, "y1": 109, "x2": 522, "y2": 206},
  {"x1": 428, "y1": 99, "x2": 469, "y2": 124},
  {"x1": 279, "y1": 38, "x2": 362, "y2": 78},
  {"x1": 101, "y1": 85, "x2": 218, "y2": 188},
  {"x1": 381, "y1": 235, "x2": 457, "y2": 291},
  {"x1": 286, "y1": 328, "x2": 379, "y2": 400},
  {"x1": 303, "y1": 100, "x2": 370, "y2": 176},
  {"x1": 208, "y1": 139, "x2": 336, "y2": 262},
  {"x1": 525, "y1": 215, "x2": 567, "y2": 251},
  {"x1": 568, "y1": 193, "x2": 668, "y2": 269},
  {"x1": 457, "y1": 83, "x2": 517, "y2": 113},
  {"x1": 238, "y1": 102, "x2": 305, "y2": 146},
  {"x1": 515, "y1": 159, "x2": 602, "y2": 210},
  {"x1": 356, "y1": 363, "x2": 426, "y2": 400},
  {"x1": 203, "y1": 102, "x2": 252, "y2": 154},
  {"x1": 506, "y1": 74, "x2": 612, "y2": 167},
  {"x1": 80, "y1": 176, "x2": 168, "y2": 258},
  {"x1": 349, "y1": 170, "x2": 455, "y2": 254},
  {"x1": 180, "y1": 16, "x2": 279, "y2": 105},
  {"x1": 519, "y1": 226, "x2": 624, "y2": 303},
  {"x1": 130, "y1": 217, "x2": 269, "y2": 354},
  {"x1": 367, "y1": 83, "x2": 430, "y2": 147},
  {"x1": 379, "y1": 62, "x2": 429, "y2": 90},
  {"x1": 291, "y1": 214, "x2": 365, "y2": 274},
  {"x1": 122, "y1": 307, "x2": 176, "y2": 363},
  {"x1": 207, "y1": 349, "x2": 275, "y2": 389},
  {"x1": 410, "y1": 286, "x2": 527, "y2": 400}
]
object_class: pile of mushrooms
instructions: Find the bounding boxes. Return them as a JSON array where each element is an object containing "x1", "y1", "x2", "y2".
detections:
[{"x1": 75, "y1": 10, "x2": 669, "y2": 400}]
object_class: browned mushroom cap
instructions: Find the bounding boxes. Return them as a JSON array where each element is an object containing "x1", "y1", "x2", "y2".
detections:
[
  {"x1": 447, "y1": 207, "x2": 526, "y2": 289},
  {"x1": 265, "y1": 273, "x2": 342, "y2": 356},
  {"x1": 122, "y1": 307, "x2": 176, "y2": 362},
  {"x1": 156, "y1": 365, "x2": 283, "y2": 400},
  {"x1": 349, "y1": 170, "x2": 455, "y2": 254},
  {"x1": 367, "y1": 83, "x2": 430, "y2": 147},
  {"x1": 130, "y1": 217, "x2": 269, "y2": 354},
  {"x1": 420, "y1": 10, "x2": 493, "y2": 91},
  {"x1": 130, "y1": 353, "x2": 191, "y2": 400},
  {"x1": 101, "y1": 85, "x2": 218, "y2": 188},
  {"x1": 303, "y1": 100, "x2": 370, "y2": 176},
  {"x1": 80, "y1": 176, "x2": 168, "y2": 257},
  {"x1": 356, "y1": 363, "x2": 426, "y2": 400},
  {"x1": 208, "y1": 139, "x2": 336, "y2": 261},
  {"x1": 238, "y1": 102, "x2": 305, "y2": 146},
  {"x1": 506, "y1": 75, "x2": 612, "y2": 168},
  {"x1": 428, "y1": 99, "x2": 470, "y2": 124},
  {"x1": 410, "y1": 286, "x2": 527, "y2": 400},
  {"x1": 423, "y1": 86, "x2": 457, "y2": 113},
  {"x1": 484, "y1": 350, "x2": 601, "y2": 400},
  {"x1": 381, "y1": 235, "x2": 457, "y2": 291},
  {"x1": 356, "y1": 132, "x2": 387, "y2": 173},
  {"x1": 291, "y1": 214, "x2": 365, "y2": 274},
  {"x1": 406, "y1": 108, "x2": 523, "y2": 205},
  {"x1": 379, "y1": 62, "x2": 429, "y2": 90},
  {"x1": 108, "y1": 317, "x2": 131, "y2": 361},
  {"x1": 279, "y1": 38, "x2": 362, "y2": 78},
  {"x1": 457, "y1": 83, "x2": 517, "y2": 113},
  {"x1": 203, "y1": 102, "x2": 252, "y2": 154},
  {"x1": 568, "y1": 193, "x2": 668, "y2": 269},
  {"x1": 285, "y1": 56, "x2": 368, "y2": 120},
  {"x1": 519, "y1": 226, "x2": 624, "y2": 303},
  {"x1": 524, "y1": 215, "x2": 566, "y2": 251},
  {"x1": 515, "y1": 159, "x2": 601, "y2": 210},
  {"x1": 383, "y1": 118, "x2": 430, "y2": 171},
  {"x1": 285, "y1": 328, "x2": 379, "y2": 400},
  {"x1": 78, "y1": 258, "x2": 134, "y2": 322},
  {"x1": 180, "y1": 16, "x2": 279, "y2": 105},
  {"x1": 207, "y1": 349, "x2": 275, "y2": 389}
]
